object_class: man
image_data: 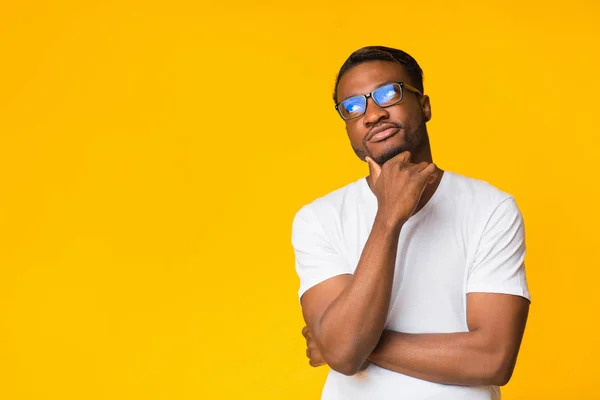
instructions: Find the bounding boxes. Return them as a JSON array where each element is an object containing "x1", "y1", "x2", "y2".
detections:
[{"x1": 291, "y1": 46, "x2": 530, "y2": 399}]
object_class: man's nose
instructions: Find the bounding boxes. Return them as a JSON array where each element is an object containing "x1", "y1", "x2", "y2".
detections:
[{"x1": 363, "y1": 97, "x2": 388, "y2": 127}]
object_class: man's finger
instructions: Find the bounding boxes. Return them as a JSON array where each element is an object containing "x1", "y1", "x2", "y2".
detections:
[
  {"x1": 418, "y1": 163, "x2": 438, "y2": 184},
  {"x1": 414, "y1": 161, "x2": 431, "y2": 172},
  {"x1": 301, "y1": 326, "x2": 309, "y2": 338},
  {"x1": 309, "y1": 359, "x2": 326, "y2": 367},
  {"x1": 427, "y1": 170, "x2": 439, "y2": 184},
  {"x1": 412, "y1": 162, "x2": 439, "y2": 184},
  {"x1": 365, "y1": 157, "x2": 382, "y2": 185},
  {"x1": 389, "y1": 150, "x2": 412, "y2": 165}
]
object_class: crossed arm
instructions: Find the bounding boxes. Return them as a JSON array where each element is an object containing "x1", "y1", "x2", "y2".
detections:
[
  {"x1": 297, "y1": 183, "x2": 530, "y2": 386},
  {"x1": 301, "y1": 273, "x2": 529, "y2": 386}
]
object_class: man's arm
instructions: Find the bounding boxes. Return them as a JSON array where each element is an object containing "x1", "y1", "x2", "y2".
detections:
[
  {"x1": 300, "y1": 220, "x2": 398, "y2": 375},
  {"x1": 300, "y1": 153, "x2": 438, "y2": 376},
  {"x1": 367, "y1": 292, "x2": 529, "y2": 386},
  {"x1": 364, "y1": 192, "x2": 531, "y2": 385}
]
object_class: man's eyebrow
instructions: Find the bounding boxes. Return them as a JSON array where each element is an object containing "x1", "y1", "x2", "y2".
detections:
[{"x1": 342, "y1": 81, "x2": 398, "y2": 100}]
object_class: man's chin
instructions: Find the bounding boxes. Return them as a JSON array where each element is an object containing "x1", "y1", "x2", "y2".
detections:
[{"x1": 374, "y1": 146, "x2": 411, "y2": 165}]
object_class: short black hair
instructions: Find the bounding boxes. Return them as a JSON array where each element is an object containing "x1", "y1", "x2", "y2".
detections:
[{"x1": 333, "y1": 46, "x2": 424, "y2": 104}]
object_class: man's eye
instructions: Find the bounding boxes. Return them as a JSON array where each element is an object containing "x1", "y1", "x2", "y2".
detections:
[{"x1": 381, "y1": 90, "x2": 395, "y2": 102}]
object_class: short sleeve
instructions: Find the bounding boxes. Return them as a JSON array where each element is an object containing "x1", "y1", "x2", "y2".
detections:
[
  {"x1": 467, "y1": 197, "x2": 531, "y2": 301},
  {"x1": 291, "y1": 206, "x2": 353, "y2": 303}
]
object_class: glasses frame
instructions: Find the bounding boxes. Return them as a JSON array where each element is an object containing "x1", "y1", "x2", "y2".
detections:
[{"x1": 335, "y1": 82, "x2": 423, "y2": 121}]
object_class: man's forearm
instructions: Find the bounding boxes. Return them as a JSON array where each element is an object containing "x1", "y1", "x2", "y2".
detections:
[
  {"x1": 315, "y1": 213, "x2": 402, "y2": 375},
  {"x1": 366, "y1": 330, "x2": 510, "y2": 386}
]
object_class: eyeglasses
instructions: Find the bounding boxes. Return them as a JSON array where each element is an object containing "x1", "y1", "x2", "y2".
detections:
[{"x1": 335, "y1": 82, "x2": 422, "y2": 121}]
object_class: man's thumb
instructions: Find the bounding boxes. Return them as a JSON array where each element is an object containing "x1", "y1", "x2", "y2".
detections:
[{"x1": 365, "y1": 157, "x2": 381, "y2": 184}]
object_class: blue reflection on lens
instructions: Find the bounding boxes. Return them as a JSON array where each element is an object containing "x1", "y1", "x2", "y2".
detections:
[
  {"x1": 373, "y1": 84, "x2": 398, "y2": 105},
  {"x1": 342, "y1": 96, "x2": 366, "y2": 114}
]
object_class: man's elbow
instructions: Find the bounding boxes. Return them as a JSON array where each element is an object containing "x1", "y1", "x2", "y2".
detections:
[
  {"x1": 328, "y1": 361, "x2": 360, "y2": 376},
  {"x1": 328, "y1": 360, "x2": 365, "y2": 376},
  {"x1": 485, "y1": 352, "x2": 517, "y2": 386},
  {"x1": 490, "y1": 363, "x2": 515, "y2": 386},
  {"x1": 323, "y1": 349, "x2": 365, "y2": 376}
]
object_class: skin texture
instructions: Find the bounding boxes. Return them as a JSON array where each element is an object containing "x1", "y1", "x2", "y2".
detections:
[{"x1": 300, "y1": 60, "x2": 530, "y2": 384}]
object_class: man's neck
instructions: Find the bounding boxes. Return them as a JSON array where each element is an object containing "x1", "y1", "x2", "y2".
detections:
[{"x1": 410, "y1": 144, "x2": 442, "y2": 215}]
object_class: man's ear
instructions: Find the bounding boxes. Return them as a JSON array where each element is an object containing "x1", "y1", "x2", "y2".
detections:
[{"x1": 420, "y1": 94, "x2": 432, "y2": 122}]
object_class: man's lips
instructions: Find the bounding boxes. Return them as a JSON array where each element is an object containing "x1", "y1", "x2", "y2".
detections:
[{"x1": 368, "y1": 124, "x2": 401, "y2": 142}]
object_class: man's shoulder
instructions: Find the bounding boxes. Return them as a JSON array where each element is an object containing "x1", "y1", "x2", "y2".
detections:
[
  {"x1": 440, "y1": 171, "x2": 523, "y2": 240},
  {"x1": 445, "y1": 171, "x2": 515, "y2": 206},
  {"x1": 292, "y1": 176, "x2": 365, "y2": 226}
]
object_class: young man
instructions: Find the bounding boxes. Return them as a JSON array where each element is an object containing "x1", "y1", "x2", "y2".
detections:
[{"x1": 291, "y1": 46, "x2": 530, "y2": 399}]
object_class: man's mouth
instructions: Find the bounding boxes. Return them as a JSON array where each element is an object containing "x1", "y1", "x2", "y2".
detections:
[{"x1": 368, "y1": 124, "x2": 401, "y2": 142}]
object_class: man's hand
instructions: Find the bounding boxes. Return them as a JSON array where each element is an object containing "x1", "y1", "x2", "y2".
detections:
[
  {"x1": 302, "y1": 326, "x2": 371, "y2": 371},
  {"x1": 365, "y1": 152, "x2": 438, "y2": 230},
  {"x1": 302, "y1": 325, "x2": 326, "y2": 367}
]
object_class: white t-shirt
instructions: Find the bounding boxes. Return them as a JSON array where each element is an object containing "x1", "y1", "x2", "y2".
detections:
[{"x1": 291, "y1": 170, "x2": 530, "y2": 400}]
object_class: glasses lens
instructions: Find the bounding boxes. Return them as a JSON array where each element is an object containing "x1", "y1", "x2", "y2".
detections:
[
  {"x1": 373, "y1": 83, "x2": 402, "y2": 107},
  {"x1": 339, "y1": 96, "x2": 366, "y2": 119}
]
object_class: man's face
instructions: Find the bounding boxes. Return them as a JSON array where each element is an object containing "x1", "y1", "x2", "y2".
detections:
[{"x1": 336, "y1": 60, "x2": 431, "y2": 165}]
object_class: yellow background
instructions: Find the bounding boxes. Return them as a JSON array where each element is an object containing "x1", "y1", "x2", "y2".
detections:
[{"x1": 1, "y1": 1, "x2": 598, "y2": 398}]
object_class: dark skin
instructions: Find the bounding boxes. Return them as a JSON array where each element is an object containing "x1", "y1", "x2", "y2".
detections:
[
  {"x1": 300, "y1": 60, "x2": 529, "y2": 385},
  {"x1": 342, "y1": 60, "x2": 443, "y2": 215}
]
